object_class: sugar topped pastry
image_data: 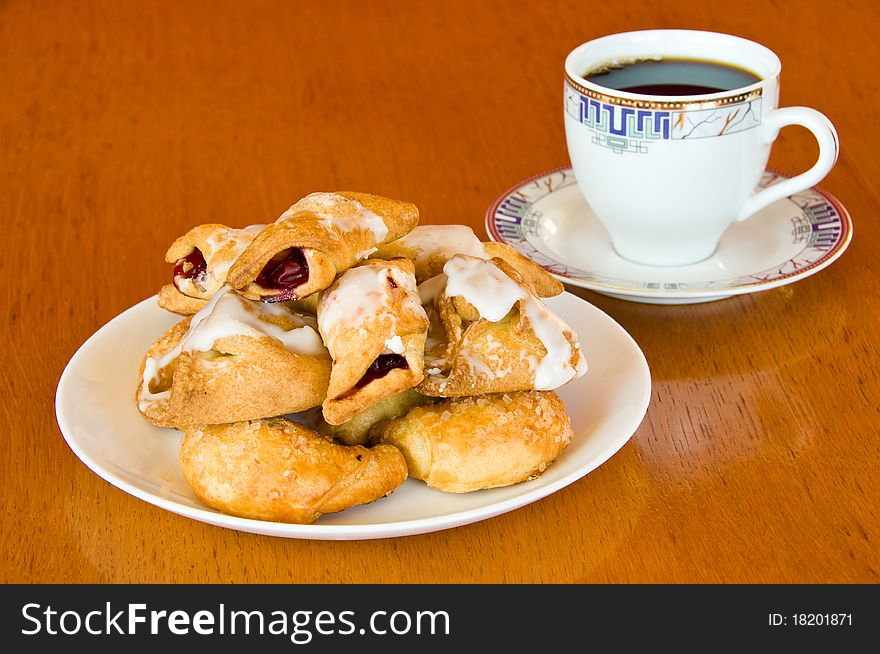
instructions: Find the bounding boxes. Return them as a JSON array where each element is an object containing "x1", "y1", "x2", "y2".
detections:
[
  {"x1": 374, "y1": 224, "x2": 563, "y2": 296},
  {"x1": 317, "y1": 258, "x2": 429, "y2": 425},
  {"x1": 227, "y1": 192, "x2": 419, "y2": 303},
  {"x1": 137, "y1": 286, "x2": 330, "y2": 428},
  {"x1": 181, "y1": 418, "x2": 408, "y2": 524},
  {"x1": 417, "y1": 254, "x2": 586, "y2": 396},
  {"x1": 377, "y1": 391, "x2": 573, "y2": 493}
]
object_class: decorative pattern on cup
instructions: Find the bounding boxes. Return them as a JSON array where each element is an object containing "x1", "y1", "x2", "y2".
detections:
[{"x1": 564, "y1": 75, "x2": 764, "y2": 154}]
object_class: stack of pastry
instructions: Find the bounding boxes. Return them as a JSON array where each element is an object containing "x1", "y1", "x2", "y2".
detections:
[{"x1": 137, "y1": 192, "x2": 587, "y2": 524}]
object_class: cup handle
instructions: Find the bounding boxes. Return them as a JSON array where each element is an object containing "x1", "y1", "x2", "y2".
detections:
[{"x1": 736, "y1": 107, "x2": 839, "y2": 221}]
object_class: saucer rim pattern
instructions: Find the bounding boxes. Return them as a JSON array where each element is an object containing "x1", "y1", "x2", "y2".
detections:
[{"x1": 485, "y1": 166, "x2": 852, "y2": 299}]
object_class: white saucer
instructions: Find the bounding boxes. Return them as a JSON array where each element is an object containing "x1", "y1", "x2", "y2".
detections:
[{"x1": 486, "y1": 167, "x2": 852, "y2": 304}]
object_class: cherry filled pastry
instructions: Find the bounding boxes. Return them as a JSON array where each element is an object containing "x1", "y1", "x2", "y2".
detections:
[
  {"x1": 317, "y1": 258, "x2": 429, "y2": 425},
  {"x1": 228, "y1": 192, "x2": 419, "y2": 302},
  {"x1": 159, "y1": 223, "x2": 264, "y2": 315}
]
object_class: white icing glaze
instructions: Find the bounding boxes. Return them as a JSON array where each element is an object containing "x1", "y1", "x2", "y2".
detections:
[
  {"x1": 138, "y1": 358, "x2": 172, "y2": 409},
  {"x1": 394, "y1": 225, "x2": 486, "y2": 259},
  {"x1": 384, "y1": 335, "x2": 405, "y2": 354},
  {"x1": 442, "y1": 255, "x2": 587, "y2": 390},
  {"x1": 203, "y1": 224, "x2": 265, "y2": 281},
  {"x1": 317, "y1": 266, "x2": 391, "y2": 339},
  {"x1": 140, "y1": 287, "x2": 326, "y2": 406},
  {"x1": 172, "y1": 273, "x2": 202, "y2": 296},
  {"x1": 204, "y1": 224, "x2": 265, "y2": 255},
  {"x1": 317, "y1": 262, "x2": 425, "y2": 349},
  {"x1": 278, "y1": 192, "x2": 389, "y2": 243},
  {"x1": 185, "y1": 290, "x2": 325, "y2": 356}
]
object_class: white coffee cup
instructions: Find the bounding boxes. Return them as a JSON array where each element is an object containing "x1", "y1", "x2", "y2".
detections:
[{"x1": 564, "y1": 30, "x2": 839, "y2": 266}]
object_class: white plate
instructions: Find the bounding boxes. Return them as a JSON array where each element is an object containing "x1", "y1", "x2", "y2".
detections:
[
  {"x1": 55, "y1": 292, "x2": 650, "y2": 540},
  {"x1": 486, "y1": 167, "x2": 852, "y2": 304}
]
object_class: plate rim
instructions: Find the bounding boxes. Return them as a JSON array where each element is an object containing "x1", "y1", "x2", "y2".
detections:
[
  {"x1": 485, "y1": 165, "x2": 853, "y2": 299},
  {"x1": 55, "y1": 292, "x2": 651, "y2": 540}
]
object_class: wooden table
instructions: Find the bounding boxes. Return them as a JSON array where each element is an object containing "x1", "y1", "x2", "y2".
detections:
[{"x1": 2, "y1": 0, "x2": 878, "y2": 584}]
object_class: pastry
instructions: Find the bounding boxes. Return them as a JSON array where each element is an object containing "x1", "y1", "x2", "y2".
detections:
[
  {"x1": 417, "y1": 254, "x2": 587, "y2": 397},
  {"x1": 157, "y1": 283, "x2": 209, "y2": 315},
  {"x1": 373, "y1": 224, "x2": 563, "y2": 296},
  {"x1": 317, "y1": 258, "x2": 429, "y2": 425},
  {"x1": 318, "y1": 388, "x2": 433, "y2": 446},
  {"x1": 378, "y1": 391, "x2": 573, "y2": 493},
  {"x1": 180, "y1": 418, "x2": 408, "y2": 524},
  {"x1": 165, "y1": 223, "x2": 265, "y2": 300},
  {"x1": 227, "y1": 192, "x2": 419, "y2": 303},
  {"x1": 136, "y1": 192, "x2": 591, "y2": 523},
  {"x1": 137, "y1": 286, "x2": 331, "y2": 428}
]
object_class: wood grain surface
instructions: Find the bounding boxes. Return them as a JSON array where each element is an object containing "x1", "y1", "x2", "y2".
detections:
[{"x1": 2, "y1": 0, "x2": 878, "y2": 583}]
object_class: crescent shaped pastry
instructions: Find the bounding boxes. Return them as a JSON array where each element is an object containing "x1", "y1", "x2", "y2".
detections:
[
  {"x1": 373, "y1": 224, "x2": 563, "y2": 297},
  {"x1": 165, "y1": 223, "x2": 265, "y2": 300},
  {"x1": 180, "y1": 418, "x2": 408, "y2": 523},
  {"x1": 136, "y1": 286, "x2": 331, "y2": 428},
  {"x1": 317, "y1": 258, "x2": 429, "y2": 425},
  {"x1": 318, "y1": 388, "x2": 433, "y2": 446},
  {"x1": 227, "y1": 192, "x2": 419, "y2": 303},
  {"x1": 417, "y1": 255, "x2": 587, "y2": 397},
  {"x1": 158, "y1": 283, "x2": 209, "y2": 315},
  {"x1": 378, "y1": 391, "x2": 573, "y2": 493}
]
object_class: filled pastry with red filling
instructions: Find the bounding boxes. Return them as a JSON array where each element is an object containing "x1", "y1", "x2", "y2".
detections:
[
  {"x1": 162, "y1": 223, "x2": 265, "y2": 307},
  {"x1": 317, "y1": 258, "x2": 429, "y2": 425},
  {"x1": 227, "y1": 192, "x2": 419, "y2": 303}
]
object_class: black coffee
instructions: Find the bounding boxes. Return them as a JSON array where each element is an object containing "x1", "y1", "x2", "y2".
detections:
[{"x1": 583, "y1": 58, "x2": 761, "y2": 96}]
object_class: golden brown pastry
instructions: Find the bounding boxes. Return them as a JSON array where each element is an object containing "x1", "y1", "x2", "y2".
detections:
[
  {"x1": 318, "y1": 388, "x2": 433, "y2": 446},
  {"x1": 136, "y1": 287, "x2": 331, "y2": 428},
  {"x1": 165, "y1": 223, "x2": 265, "y2": 300},
  {"x1": 181, "y1": 418, "x2": 408, "y2": 523},
  {"x1": 373, "y1": 224, "x2": 563, "y2": 296},
  {"x1": 317, "y1": 259, "x2": 429, "y2": 425},
  {"x1": 227, "y1": 192, "x2": 419, "y2": 303},
  {"x1": 417, "y1": 255, "x2": 587, "y2": 397},
  {"x1": 482, "y1": 241, "x2": 564, "y2": 297},
  {"x1": 378, "y1": 391, "x2": 573, "y2": 493},
  {"x1": 158, "y1": 283, "x2": 209, "y2": 315}
]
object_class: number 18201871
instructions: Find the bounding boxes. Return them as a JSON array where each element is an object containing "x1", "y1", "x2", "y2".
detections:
[{"x1": 769, "y1": 613, "x2": 852, "y2": 627}]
